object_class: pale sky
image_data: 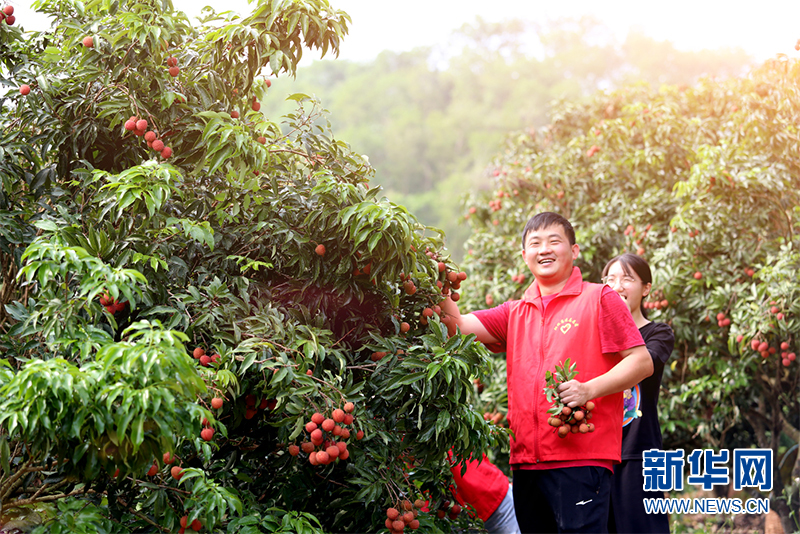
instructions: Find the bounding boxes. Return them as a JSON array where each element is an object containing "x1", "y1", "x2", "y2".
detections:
[{"x1": 9, "y1": 0, "x2": 800, "y2": 63}]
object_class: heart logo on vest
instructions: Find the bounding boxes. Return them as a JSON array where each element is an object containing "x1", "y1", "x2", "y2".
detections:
[{"x1": 553, "y1": 317, "x2": 579, "y2": 334}]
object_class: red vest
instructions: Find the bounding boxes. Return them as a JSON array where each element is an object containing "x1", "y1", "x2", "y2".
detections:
[{"x1": 506, "y1": 267, "x2": 623, "y2": 466}]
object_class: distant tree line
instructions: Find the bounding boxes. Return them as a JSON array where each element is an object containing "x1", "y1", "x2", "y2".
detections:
[{"x1": 260, "y1": 16, "x2": 755, "y2": 259}]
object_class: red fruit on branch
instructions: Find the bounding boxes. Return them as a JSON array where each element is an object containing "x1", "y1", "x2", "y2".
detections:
[
  {"x1": 82, "y1": 36, "x2": 94, "y2": 48},
  {"x1": 211, "y1": 397, "x2": 223, "y2": 409},
  {"x1": 19, "y1": 85, "x2": 30, "y2": 95},
  {"x1": 200, "y1": 427, "x2": 214, "y2": 441}
]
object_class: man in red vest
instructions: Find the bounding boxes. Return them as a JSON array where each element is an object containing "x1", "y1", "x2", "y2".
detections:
[{"x1": 441, "y1": 212, "x2": 653, "y2": 533}]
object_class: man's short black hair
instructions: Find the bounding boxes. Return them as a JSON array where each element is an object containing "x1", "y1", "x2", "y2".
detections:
[{"x1": 521, "y1": 212, "x2": 576, "y2": 246}]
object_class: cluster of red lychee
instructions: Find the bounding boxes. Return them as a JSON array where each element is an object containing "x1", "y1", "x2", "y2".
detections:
[
  {"x1": 586, "y1": 144, "x2": 600, "y2": 157},
  {"x1": 243, "y1": 393, "x2": 276, "y2": 419},
  {"x1": 383, "y1": 499, "x2": 424, "y2": 532},
  {"x1": 548, "y1": 402, "x2": 596, "y2": 438},
  {"x1": 144, "y1": 451, "x2": 178, "y2": 478},
  {"x1": 436, "y1": 261, "x2": 467, "y2": 303},
  {"x1": 749, "y1": 338, "x2": 796, "y2": 367},
  {"x1": 435, "y1": 500, "x2": 462, "y2": 520},
  {"x1": 289, "y1": 402, "x2": 362, "y2": 466},
  {"x1": 1, "y1": 5, "x2": 16, "y2": 25},
  {"x1": 99, "y1": 291, "x2": 127, "y2": 315},
  {"x1": 768, "y1": 301, "x2": 786, "y2": 321},
  {"x1": 192, "y1": 347, "x2": 220, "y2": 368},
  {"x1": 162, "y1": 452, "x2": 187, "y2": 483},
  {"x1": 177, "y1": 514, "x2": 202, "y2": 533},
  {"x1": 200, "y1": 402, "x2": 221, "y2": 442},
  {"x1": 167, "y1": 55, "x2": 179, "y2": 77},
  {"x1": 511, "y1": 272, "x2": 527, "y2": 284},
  {"x1": 715, "y1": 311, "x2": 731, "y2": 328},
  {"x1": 488, "y1": 198, "x2": 502, "y2": 212},
  {"x1": 123, "y1": 116, "x2": 173, "y2": 158},
  {"x1": 643, "y1": 288, "x2": 668, "y2": 310}
]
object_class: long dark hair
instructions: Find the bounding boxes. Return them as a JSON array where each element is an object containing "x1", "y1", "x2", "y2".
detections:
[{"x1": 601, "y1": 253, "x2": 653, "y2": 319}]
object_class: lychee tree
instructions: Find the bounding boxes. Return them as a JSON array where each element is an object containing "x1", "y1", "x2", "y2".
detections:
[
  {"x1": 0, "y1": 1, "x2": 505, "y2": 532},
  {"x1": 459, "y1": 58, "x2": 800, "y2": 532}
]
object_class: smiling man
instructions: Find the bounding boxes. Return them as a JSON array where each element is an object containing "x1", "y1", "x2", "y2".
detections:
[{"x1": 440, "y1": 211, "x2": 653, "y2": 533}]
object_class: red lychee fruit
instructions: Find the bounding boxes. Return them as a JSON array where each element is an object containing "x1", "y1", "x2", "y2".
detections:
[
  {"x1": 161, "y1": 147, "x2": 172, "y2": 158},
  {"x1": 332, "y1": 409, "x2": 345, "y2": 423},
  {"x1": 315, "y1": 244, "x2": 326, "y2": 256},
  {"x1": 170, "y1": 465, "x2": 183, "y2": 480},
  {"x1": 82, "y1": 36, "x2": 94, "y2": 48},
  {"x1": 152, "y1": 139, "x2": 165, "y2": 152},
  {"x1": 211, "y1": 397, "x2": 223, "y2": 409},
  {"x1": 200, "y1": 427, "x2": 215, "y2": 441},
  {"x1": 19, "y1": 84, "x2": 30, "y2": 95},
  {"x1": 169, "y1": 66, "x2": 180, "y2": 77}
]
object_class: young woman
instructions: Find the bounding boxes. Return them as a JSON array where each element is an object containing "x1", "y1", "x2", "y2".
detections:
[{"x1": 602, "y1": 253, "x2": 675, "y2": 534}]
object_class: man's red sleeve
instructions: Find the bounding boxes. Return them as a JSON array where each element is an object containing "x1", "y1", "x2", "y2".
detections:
[
  {"x1": 598, "y1": 286, "x2": 645, "y2": 353},
  {"x1": 472, "y1": 301, "x2": 510, "y2": 353}
]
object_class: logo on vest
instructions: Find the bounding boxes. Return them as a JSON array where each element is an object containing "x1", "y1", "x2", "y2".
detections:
[{"x1": 554, "y1": 318, "x2": 579, "y2": 334}]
